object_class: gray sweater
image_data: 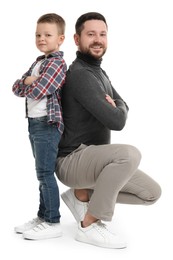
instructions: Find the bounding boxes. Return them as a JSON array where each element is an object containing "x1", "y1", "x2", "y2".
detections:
[{"x1": 58, "y1": 51, "x2": 129, "y2": 157}]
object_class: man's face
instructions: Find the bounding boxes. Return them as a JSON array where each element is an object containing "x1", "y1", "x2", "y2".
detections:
[{"x1": 74, "y1": 20, "x2": 108, "y2": 59}]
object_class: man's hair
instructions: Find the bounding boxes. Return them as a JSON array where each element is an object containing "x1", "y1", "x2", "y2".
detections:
[
  {"x1": 75, "y1": 12, "x2": 107, "y2": 35},
  {"x1": 37, "y1": 13, "x2": 65, "y2": 35}
]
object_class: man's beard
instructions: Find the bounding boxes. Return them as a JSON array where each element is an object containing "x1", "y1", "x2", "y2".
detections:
[{"x1": 79, "y1": 44, "x2": 106, "y2": 60}]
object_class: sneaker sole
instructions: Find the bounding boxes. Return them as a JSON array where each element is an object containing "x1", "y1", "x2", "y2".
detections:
[
  {"x1": 61, "y1": 192, "x2": 80, "y2": 222},
  {"x1": 14, "y1": 228, "x2": 23, "y2": 234},
  {"x1": 75, "y1": 234, "x2": 127, "y2": 249},
  {"x1": 23, "y1": 232, "x2": 63, "y2": 240}
]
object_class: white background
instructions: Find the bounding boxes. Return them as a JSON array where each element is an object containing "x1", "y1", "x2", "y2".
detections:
[{"x1": 1, "y1": 0, "x2": 173, "y2": 259}]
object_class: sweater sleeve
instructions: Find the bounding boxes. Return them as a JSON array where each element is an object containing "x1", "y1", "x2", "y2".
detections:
[{"x1": 69, "y1": 68, "x2": 128, "y2": 131}]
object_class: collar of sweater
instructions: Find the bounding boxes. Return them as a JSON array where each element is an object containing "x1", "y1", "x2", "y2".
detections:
[{"x1": 76, "y1": 51, "x2": 102, "y2": 67}]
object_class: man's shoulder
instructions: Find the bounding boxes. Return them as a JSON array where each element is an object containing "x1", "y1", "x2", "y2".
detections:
[{"x1": 68, "y1": 59, "x2": 92, "y2": 76}]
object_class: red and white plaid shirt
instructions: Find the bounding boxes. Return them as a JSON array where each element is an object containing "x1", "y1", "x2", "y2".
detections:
[{"x1": 12, "y1": 51, "x2": 67, "y2": 134}]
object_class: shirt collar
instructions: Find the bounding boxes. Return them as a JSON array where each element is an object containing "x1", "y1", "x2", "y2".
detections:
[{"x1": 36, "y1": 51, "x2": 64, "y2": 61}]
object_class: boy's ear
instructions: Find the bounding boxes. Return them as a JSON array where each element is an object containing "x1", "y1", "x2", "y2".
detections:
[{"x1": 59, "y1": 35, "x2": 65, "y2": 45}]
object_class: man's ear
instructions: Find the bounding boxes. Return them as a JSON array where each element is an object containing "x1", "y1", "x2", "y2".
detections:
[{"x1": 74, "y1": 33, "x2": 79, "y2": 46}]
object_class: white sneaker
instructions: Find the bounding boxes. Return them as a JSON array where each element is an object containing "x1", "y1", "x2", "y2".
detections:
[
  {"x1": 14, "y1": 217, "x2": 44, "y2": 234},
  {"x1": 23, "y1": 222, "x2": 62, "y2": 240},
  {"x1": 75, "y1": 220, "x2": 127, "y2": 249},
  {"x1": 61, "y1": 189, "x2": 88, "y2": 222}
]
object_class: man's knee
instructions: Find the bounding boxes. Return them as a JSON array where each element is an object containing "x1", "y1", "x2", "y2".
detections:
[
  {"x1": 144, "y1": 182, "x2": 162, "y2": 205},
  {"x1": 112, "y1": 144, "x2": 142, "y2": 170}
]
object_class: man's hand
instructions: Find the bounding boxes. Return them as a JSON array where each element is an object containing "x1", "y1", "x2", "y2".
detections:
[{"x1": 105, "y1": 94, "x2": 116, "y2": 107}]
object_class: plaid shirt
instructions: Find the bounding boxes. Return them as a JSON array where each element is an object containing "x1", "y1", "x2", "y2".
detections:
[{"x1": 12, "y1": 51, "x2": 67, "y2": 134}]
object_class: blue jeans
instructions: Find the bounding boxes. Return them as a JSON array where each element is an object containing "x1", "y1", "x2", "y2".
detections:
[{"x1": 28, "y1": 116, "x2": 61, "y2": 223}]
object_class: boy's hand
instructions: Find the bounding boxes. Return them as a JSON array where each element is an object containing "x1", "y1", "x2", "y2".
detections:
[{"x1": 24, "y1": 76, "x2": 38, "y2": 85}]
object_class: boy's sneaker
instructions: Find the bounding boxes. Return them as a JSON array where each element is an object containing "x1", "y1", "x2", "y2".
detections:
[
  {"x1": 61, "y1": 188, "x2": 89, "y2": 222},
  {"x1": 75, "y1": 220, "x2": 127, "y2": 249},
  {"x1": 14, "y1": 217, "x2": 44, "y2": 234},
  {"x1": 23, "y1": 222, "x2": 62, "y2": 240}
]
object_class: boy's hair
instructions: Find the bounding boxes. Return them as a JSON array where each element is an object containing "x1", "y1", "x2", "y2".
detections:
[
  {"x1": 75, "y1": 12, "x2": 107, "y2": 35},
  {"x1": 37, "y1": 13, "x2": 65, "y2": 35}
]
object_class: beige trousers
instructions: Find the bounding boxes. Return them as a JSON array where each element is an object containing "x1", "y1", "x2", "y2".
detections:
[{"x1": 56, "y1": 144, "x2": 161, "y2": 221}]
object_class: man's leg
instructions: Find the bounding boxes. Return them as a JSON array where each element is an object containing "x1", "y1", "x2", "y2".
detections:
[
  {"x1": 57, "y1": 143, "x2": 142, "y2": 248},
  {"x1": 117, "y1": 169, "x2": 161, "y2": 205},
  {"x1": 57, "y1": 143, "x2": 141, "y2": 221}
]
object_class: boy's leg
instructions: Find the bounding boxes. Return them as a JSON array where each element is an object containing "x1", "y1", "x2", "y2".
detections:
[{"x1": 29, "y1": 117, "x2": 61, "y2": 223}]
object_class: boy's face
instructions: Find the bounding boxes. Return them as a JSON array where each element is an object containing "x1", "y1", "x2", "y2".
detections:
[{"x1": 35, "y1": 22, "x2": 64, "y2": 56}]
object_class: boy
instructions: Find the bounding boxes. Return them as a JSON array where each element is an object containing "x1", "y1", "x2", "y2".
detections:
[{"x1": 12, "y1": 13, "x2": 67, "y2": 240}]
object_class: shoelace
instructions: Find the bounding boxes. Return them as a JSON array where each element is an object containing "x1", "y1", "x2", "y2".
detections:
[
  {"x1": 95, "y1": 221, "x2": 115, "y2": 236},
  {"x1": 97, "y1": 220, "x2": 106, "y2": 227}
]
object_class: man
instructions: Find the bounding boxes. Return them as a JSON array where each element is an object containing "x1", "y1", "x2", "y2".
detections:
[{"x1": 56, "y1": 12, "x2": 161, "y2": 249}]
